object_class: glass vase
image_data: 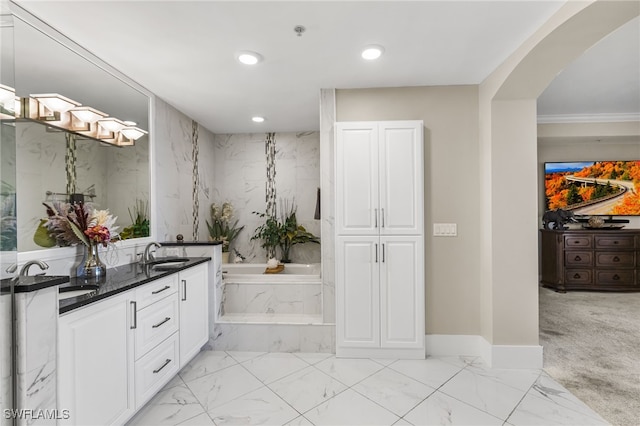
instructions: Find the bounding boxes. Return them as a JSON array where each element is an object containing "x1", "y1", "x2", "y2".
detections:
[{"x1": 77, "y1": 242, "x2": 106, "y2": 283}]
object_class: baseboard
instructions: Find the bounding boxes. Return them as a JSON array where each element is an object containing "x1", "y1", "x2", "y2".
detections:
[{"x1": 426, "y1": 334, "x2": 543, "y2": 369}]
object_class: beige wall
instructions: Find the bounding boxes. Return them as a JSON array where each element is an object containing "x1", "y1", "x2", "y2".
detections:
[{"x1": 336, "y1": 86, "x2": 482, "y2": 335}]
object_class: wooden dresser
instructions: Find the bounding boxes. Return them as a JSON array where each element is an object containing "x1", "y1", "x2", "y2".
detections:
[{"x1": 540, "y1": 228, "x2": 640, "y2": 292}]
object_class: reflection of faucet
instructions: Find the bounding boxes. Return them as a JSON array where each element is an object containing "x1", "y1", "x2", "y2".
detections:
[
  {"x1": 6, "y1": 263, "x2": 18, "y2": 274},
  {"x1": 143, "y1": 242, "x2": 161, "y2": 263},
  {"x1": 19, "y1": 260, "x2": 49, "y2": 276}
]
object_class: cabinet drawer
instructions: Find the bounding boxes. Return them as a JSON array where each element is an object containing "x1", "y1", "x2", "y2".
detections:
[
  {"x1": 596, "y1": 270, "x2": 635, "y2": 286},
  {"x1": 595, "y1": 235, "x2": 635, "y2": 249},
  {"x1": 564, "y1": 269, "x2": 592, "y2": 285},
  {"x1": 135, "y1": 295, "x2": 179, "y2": 359},
  {"x1": 595, "y1": 252, "x2": 635, "y2": 268},
  {"x1": 136, "y1": 275, "x2": 178, "y2": 309},
  {"x1": 564, "y1": 251, "x2": 593, "y2": 266},
  {"x1": 135, "y1": 332, "x2": 179, "y2": 409},
  {"x1": 564, "y1": 235, "x2": 592, "y2": 249}
]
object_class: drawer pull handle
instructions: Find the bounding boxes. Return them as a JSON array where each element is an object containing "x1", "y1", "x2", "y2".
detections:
[
  {"x1": 613, "y1": 274, "x2": 620, "y2": 281},
  {"x1": 182, "y1": 280, "x2": 187, "y2": 301},
  {"x1": 130, "y1": 301, "x2": 137, "y2": 329},
  {"x1": 614, "y1": 241, "x2": 619, "y2": 244},
  {"x1": 152, "y1": 285, "x2": 171, "y2": 295},
  {"x1": 152, "y1": 317, "x2": 171, "y2": 328},
  {"x1": 573, "y1": 273, "x2": 581, "y2": 279},
  {"x1": 375, "y1": 244, "x2": 378, "y2": 263},
  {"x1": 613, "y1": 256, "x2": 620, "y2": 262},
  {"x1": 153, "y1": 359, "x2": 172, "y2": 374},
  {"x1": 574, "y1": 255, "x2": 581, "y2": 261}
]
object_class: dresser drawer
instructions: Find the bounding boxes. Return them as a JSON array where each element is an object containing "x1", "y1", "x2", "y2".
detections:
[
  {"x1": 595, "y1": 235, "x2": 635, "y2": 249},
  {"x1": 595, "y1": 252, "x2": 635, "y2": 268},
  {"x1": 136, "y1": 275, "x2": 179, "y2": 309},
  {"x1": 564, "y1": 235, "x2": 592, "y2": 249},
  {"x1": 564, "y1": 269, "x2": 593, "y2": 285},
  {"x1": 135, "y1": 295, "x2": 179, "y2": 359},
  {"x1": 135, "y1": 332, "x2": 179, "y2": 409},
  {"x1": 596, "y1": 270, "x2": 636, "y2": 286},
  {"x1": 564, "y1": 251, "x2": 593, "y2": 266}
]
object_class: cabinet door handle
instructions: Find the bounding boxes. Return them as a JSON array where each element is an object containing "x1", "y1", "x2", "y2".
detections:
[
  {"x1": 613, "y1": 256, "x2": 620, "y2": 262},
  {"x1": 573, "y1": 273, "x2": 581, "y2": 279},
  {"x1": 153, "y1": 359, "x2": 172, "y2": 374},
  {"x1": 613, "y1": 241, "x2": 619, "y2": 245},
  {"x1": 382, "y1": 243, "x2": 385, "y2": 263},
  {"x1": 375, "y1": 244, "x2": 378, "y2": 263},
  {"x1": 374, "y1": 209, "x2": 378, "y2": 228},
  {"x1": 381, "y1": 208, "x2": 385, "y2": 228},
  {"x1": 152, "y1": 285, "x2": 171, "y2": 295},
  {"x1": 152, "y1": 317, "x2": 171, "y2": 328},
  {"x1": 574, "y1": 255, "x2": 581, "y2": 261},
  {"x1": 130, "y1": 301, "x2": 137, "y2": 329},
  {"x1": 181, "y1": 279, "x2": 187, "y2": 301},
  {"x1": 613, "y1": 274, "x2": 620, "y2": 281}
]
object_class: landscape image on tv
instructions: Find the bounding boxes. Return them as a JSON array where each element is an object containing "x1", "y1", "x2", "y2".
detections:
[{"x1": 544, "y1": 161, "x2": 640, "y2": 215}]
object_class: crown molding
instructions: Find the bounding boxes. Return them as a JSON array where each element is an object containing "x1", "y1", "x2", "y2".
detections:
[{"x1": 537, "y1": 113, "x2": 640, "y2": 124}]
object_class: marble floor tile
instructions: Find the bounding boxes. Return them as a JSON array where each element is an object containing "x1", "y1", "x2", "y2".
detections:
[
  {"x1": 285, "y1": 415, "x2": 314, "y2": 426},
  {"x1": 226, "y1": 350, "x2": 267, "y2": 363},
  {"x1": 388, "y1": 358, "x2": 464, "y2": 389},
  {"x1": 186, "y1": 364, "x2": 264, "y2": 411},
  {"x1": 207, "y1": 386, "x2": 300, "y2": 425},
  {"x1": 315, "y1": 357, "x2": 385, "y2": 386},
  {"x1": 127, "y1": 385, "x2": 205, "y2": 426},
  {"x1": 269, "y1": 366, "x2": 347, "y2": 413},
  {"x1": 178, "y1": 350, "x2": 238, "y2": 383},
  {"x1": 304, "y1": 388, "x2": 400, "y2": 426},
  {"x1": 507, "y1": 391, "x2": 609, "y2": 425},
  {"x1": 242, "y1": 352, "x2": 310, "y2": 384},
  {"x1": 292, "y1": 352, "x2": 334, "y2": 365},
  {"x1": 404, "y1": 390, "x2": 504, "y2": 426},
  {"x1": 438, "y1": 368, "x2": 529, "y2": 420},
  {"x1": 353, "y1": 368, "x2": 435, "y2": 417},
  {"x1": 162, "y1": 372, "x2": 186, "y2": 391},
  {"x1": 176, "y1": 412, "x2": 215, "y2": 425},
  {"x1": 465, "y1": 364, "x2": 541, "y2": 392}
]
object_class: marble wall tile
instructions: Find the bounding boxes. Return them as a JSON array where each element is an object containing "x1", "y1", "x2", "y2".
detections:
[
  {"x1": 320, "y1": 89, "x2": 336, "y2": 324},
  {"x1": 211, "y1": 323, "x2": 334, "y2": 353}
]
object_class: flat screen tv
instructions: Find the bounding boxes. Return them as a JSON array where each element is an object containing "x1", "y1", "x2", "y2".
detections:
[{"x1": 544, "y1": 161, "x2": 640, "y2": 216}]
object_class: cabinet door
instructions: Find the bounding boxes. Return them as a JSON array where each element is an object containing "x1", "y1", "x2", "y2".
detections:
[
  {"x1": 58, "y1": 291, "x2": 134, "y2": 426},
  {"x1": 379, "y1": 122, "x2": 423, "y2": 235},
  {"x1": 336, "y1": 122, "x2": 379, "y2": 235},
  {"x1": 380, "y1": 236, "x2": 424, "y2": 349},
  {"x1": 179, "y1": 264, "x2": 209, "y2": 368},
  {"x1": 336, "y1": 237, "x2": 380, "y2": 348}
]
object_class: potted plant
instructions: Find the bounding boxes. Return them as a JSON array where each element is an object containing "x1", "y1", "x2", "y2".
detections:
[
  {"x1": 251, "y1": 211, "x2": 281, "y2": 260},
  {"x1": 277, "y1": 199, "x2": 319, "y2": 263},
  {"x1": 120, "y1": 199, "x2": 150, "y2": 239},
  {"x1": 206, "y1": 201, "x2": 244, "y2": 262}
]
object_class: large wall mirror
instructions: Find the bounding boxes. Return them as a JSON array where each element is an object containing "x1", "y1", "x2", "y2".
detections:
[{"x1": 9, "y1": 10, "x2": 151, "y2": 253}]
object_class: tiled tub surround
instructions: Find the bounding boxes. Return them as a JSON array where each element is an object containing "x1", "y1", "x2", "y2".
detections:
[
  {"x1": 212, "y1": 263, "x2": 333, "y2": 353},
  {"x1": 219, "y1": 263, "x2": 322, "y2": 324}
]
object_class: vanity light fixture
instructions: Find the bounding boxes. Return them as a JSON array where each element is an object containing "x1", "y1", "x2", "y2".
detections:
[
  {"x1": 123, "y1": 120, "x2": 137, "y2": 126},
  {"x1": 70, "y1": 106, "x2": 108, "y2": 124},
  {"x1": 0, "y1": 84, "x2": 16, "y2": 119},
  {"x1": 252, "y1": 116, "x2": 265, "y2": 123},
  {"x1": 31, "y1": 93, "x2": 81, "y2": 113},
  {"x1": 97, "y1": 117, "x2": 125, "y2": 133},
  {"x1": 237, "y1": 51, "x2": 263, "y2": 65},
  {"x1": 120, "y1": 126, "x2": 148, "y2": 144},
  {"x1": 361, "y1": 45, "x2": 385, "y2": 60},
  {"x1": 0, "y1": 84, "x2": 14, "y2": 103}
]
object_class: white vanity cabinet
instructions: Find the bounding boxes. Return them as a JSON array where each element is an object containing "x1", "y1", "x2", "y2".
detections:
[
  {"x1": 335, "y1": 121, "x2": 425, "y2": 359},
  {"x1": 58, "y1": 291, "x2": 135, "y2": 426},
  {"x1": 178, "y1": 263, "x2": 209, "y2": 368}
]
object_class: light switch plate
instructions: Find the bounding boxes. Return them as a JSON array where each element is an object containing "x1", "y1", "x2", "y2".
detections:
[{"x1": 433, "y1": 223, "x2": 457, "y2": 236}]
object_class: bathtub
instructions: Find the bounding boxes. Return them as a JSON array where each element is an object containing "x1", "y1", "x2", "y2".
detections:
[{"x1": 221, "y1": 263, "x2": 321, "y2": 282}]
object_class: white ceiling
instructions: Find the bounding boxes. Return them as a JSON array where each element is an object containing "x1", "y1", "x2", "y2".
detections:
[{"x1": 11, "y1": 1, "x2": 640, "y2": 134}]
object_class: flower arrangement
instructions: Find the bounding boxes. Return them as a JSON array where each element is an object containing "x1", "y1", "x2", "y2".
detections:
[
  {"x1": 36, "y1": 202, "x2": 119, "y2": 248},
  {"x1": 206, "y1": 201, "x2": 244, "y2": 253}
]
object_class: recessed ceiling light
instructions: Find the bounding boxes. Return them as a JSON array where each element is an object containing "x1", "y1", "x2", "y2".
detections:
[
  {"x1": 361, "y1": 45, "x2": 384, "y2": 60},
  {"x1": 252, "y1": 116, "x2": 265, "y2": 123},
  {"x1": 238, "y1": 51, "x2": 263, "y2": 65}
]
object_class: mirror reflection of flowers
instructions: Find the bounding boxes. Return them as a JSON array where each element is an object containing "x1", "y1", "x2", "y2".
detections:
[
  {"x1": 36, "y1": 202, "x2": 119, "y2": 248},
  {"x1": 206, "y1": 201, "x2": 244, "y2": 253}
]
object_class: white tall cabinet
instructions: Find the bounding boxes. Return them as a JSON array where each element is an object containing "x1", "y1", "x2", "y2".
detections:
[{"x1": 335, "y1": 121, "x2": 425, "y2": 359}]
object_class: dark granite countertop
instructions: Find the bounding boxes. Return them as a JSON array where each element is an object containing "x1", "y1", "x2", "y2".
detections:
[
  {"x1": 58, "y1": 257, "x2": 210, "y2": 314},
  {"x1": 1, "y1": 275, "x2": 70, "y2": 294},
  {"x1": 161, "y1": 241, "x2": 222, "y2": 246}
]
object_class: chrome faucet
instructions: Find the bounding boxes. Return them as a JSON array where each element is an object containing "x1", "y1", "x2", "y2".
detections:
[
  {"x1": 19, "y1": 260, "x2": 49, "y2": 277},
  {"x1": 143, "y1": 242, "x2": 162, "y2": 263}
]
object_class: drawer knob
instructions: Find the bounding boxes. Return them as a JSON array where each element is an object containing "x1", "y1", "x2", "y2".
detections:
[
  {"x1": 614, "y1": 241, "x2": 619, "y2": 244},
  {"x1": 613, "y1": 274, "x2": 620, "y2": 281},
  {"x1": 574, "y1": 255, "x2": 581, "y2": 261},
  {"x1": 573, "y1": 273, "x2": 581, "y2": 279},
  {"x1": 613, "y1": 256, "x2": 620, "y2": 262}
]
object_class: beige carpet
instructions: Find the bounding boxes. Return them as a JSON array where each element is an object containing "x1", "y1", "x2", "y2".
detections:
[{"x1": 539, "y1": 287, "x2": 640, "y2": 426}]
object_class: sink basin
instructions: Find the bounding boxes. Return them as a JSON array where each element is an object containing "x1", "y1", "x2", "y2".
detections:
[
  {"x1": 59, "y1": 285, "x2": 99, "y2": 300},
  {"x1": 149, "y1": 258, "x2": 190, "y2": 270}
]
